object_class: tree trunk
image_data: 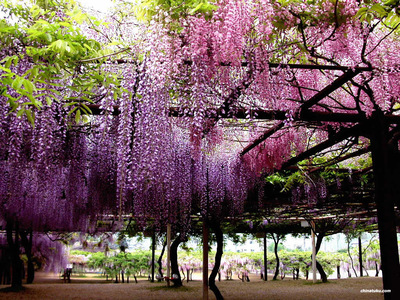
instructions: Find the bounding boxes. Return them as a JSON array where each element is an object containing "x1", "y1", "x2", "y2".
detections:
[
  {"x1": 263, "y1": 232, "x2": 268, "y2": 281},
  {"x1": 157, "y1": 238, "x2": 167, "y2": 280},
  {"x1": 151, "y1": 232, "x2": 155, "y2": 282},
  {"x1": 170, "y1": 234, "x2": 183, "y2": 287},
  {"x1": 0, "y1": 246, "x2": 11, "y2": 284},
  {"x1": 209, "y1": 221, "x2": 224, "y2": 300},
  {"x1": 370, "y1": 114, "x2": 400, "y2": 300},
  {"x1": 20, "y1": 230, "x2": 34, "y2": 284},
  {"x1": 363, "y1": 265, "x2": 369, "y2": 277},
  {"x1": 347, "y1": 236, "x2": 358, "y2": 277},
  {"x1": 358, "y1": 236, "x2": 363, "y2": 277},
  {"x1": 315, "y1": 233, "x2": 327, "y2": 283},
  {"x1": 315, "y1": 261, "x2": 327, "y2": 283},
  {"x1": 272, "y1": 233, "x2": 281, "y2": 280},
  {"x1": 6, "y1": 219, "x2": 23, "y2": 289}
]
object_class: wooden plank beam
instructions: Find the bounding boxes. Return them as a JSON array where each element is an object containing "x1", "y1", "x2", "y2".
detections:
[
  {"x1": 300, "y1": 69, "x2": 362, "y2": 112},
  {"x1": 182, "y1": 60, "x2": 373, "y2": 72},
  {"x1": 85, "y1": 105, "x2": 400, "y2": 125},
  {"x1": 280, "y1": 124, "x2": 363, "y2": 170},
  {"x1": 240, "y1": 121, "x2": 285, "y2": 156}
]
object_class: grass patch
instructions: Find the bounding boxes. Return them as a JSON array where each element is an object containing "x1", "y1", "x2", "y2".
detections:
[
  {"x1": 72, "y1": 274, "x2": 87, "y2": 278},
  {"x1": 148, "y1": 285, "x2": 196, "y2": 293}
]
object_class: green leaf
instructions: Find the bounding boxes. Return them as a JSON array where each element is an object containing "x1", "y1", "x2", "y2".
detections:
[
  {"x1": 25, "y1": 109, "x2": 35, "y2": 126},
  {"x1": 75, "y1": 109, "x2": 81, "y2": 124},
  {"x1": 12, "y1": 76, "x2": 24, "y2": 90},
  {"x1": 0, "y1": 66, "x2": 12, "y2": 73},
  {"x1": 63, "y1": 102, "x2": 78, "y2": 108},
  {"x1": 80, "y1": 103, "x2": 92, "y2": 114},
  {"x1": 23, "y1": 79, "x2": 35, "y2": 94},
  {"x1": 370, "y1": 4, "x2": 388, "y2": 17},
  {"x1": 46, "y1": 96, "x2": 52, "y2": 106},
  {"x1": 16, "y1": 108, "x2": 25, "y2": 117},
  {"x1": 355, "y1": 7, "x2": 368, "y2": 19},
  {"x1": 4, "y1": 57, "x2": 12, "y2": 69},
  {"x1": 68, "y1": 106, "x2": 78, "y2": 116},
  {"x1": 36, "y1": 19, "x2": 50, "y2": 25},
  {"x1": 59, "y1": 21, "x2": 72, "y2": 27},
  {"x1": 43, "y1": 32, "x2": 53, "y2": 43},
  {"x1": 383, "y1": 0, "x2": 399, "y2": 5}
]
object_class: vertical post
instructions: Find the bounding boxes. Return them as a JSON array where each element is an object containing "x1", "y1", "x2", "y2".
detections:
[
  {"x1": 203, "y1": 221, "x2": 209, "y2": 300},
  {"x1": 151, "y1": 232, "x2": 156, "y2": 282},
  {"x1": 167, "y1": 223, "x2": 171, "y2": 287},
  {"x1": 263, "y1": 232, "x2": 267, "y2": 281},
  {"x1": 311, "y1": 221, "x2": 317, "y2": 283},
  {"x1": 358, "y1": 236, "x2": 363, "y2": 277}
]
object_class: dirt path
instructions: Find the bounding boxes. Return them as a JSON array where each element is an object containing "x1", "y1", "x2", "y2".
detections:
[{"x1": 0, "y1": 273, "x2": 384, "y2": 299}]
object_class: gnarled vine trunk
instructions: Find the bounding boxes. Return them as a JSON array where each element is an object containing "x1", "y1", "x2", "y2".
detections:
[
  {"x1": 6, "y1": 219, "x2": 23, "y2": 289},
  {"x1": 20, "y1": 229, "x2": 34, "y2": 284},
  {"x1": 271, "y1": 233, "x2": 281, "y2": 280},
  {"x1": 315, "y1": 233, "x2": 327, "y2": 283},
  {"x1": 170, "y1": 234, "x2": 184, "y2": 287},
  {"x1": 157, "y1": 238, "x2": 167, "y2": 279},
  {"x1": 209, "y1": 221, "x2": 224, "y2": 300}
]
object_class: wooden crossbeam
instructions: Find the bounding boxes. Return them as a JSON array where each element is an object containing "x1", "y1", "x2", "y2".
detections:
[
  {"x1": 168, "y1": 107, "x2": 287, "y2": 119},
  {"x1": 280, "y1": 124, "x2": 363, "y2": 170},
  {"x1": 300, "y1": 69, "x2": 362, "y2": 111},
  {"x1": 182, "y1": 60, "x2": 373, "y2": 72},
  {"x1": 87, "y1": 104, "x2": 400, "y2": 125},
  {"x1": 240, "y1": 121, "x2": 285, "y2": 156},
  {"x1": 282, "y1": 147, "x2": 371, "y2": 173}
]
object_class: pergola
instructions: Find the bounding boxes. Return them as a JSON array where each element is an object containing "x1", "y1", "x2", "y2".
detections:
[{"x1": 87, "y1": 62, "x2": 399, "y2": 299}]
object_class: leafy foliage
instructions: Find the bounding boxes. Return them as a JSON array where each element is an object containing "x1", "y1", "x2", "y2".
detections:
[
  {"x1": 0, "y1": 0, "x2": 124, "y2": 124},
  {"x1": 87, "y1": 250, "x2": 152, "y2": 279},
  {"x1": 134, "y1": 0, "x2": 218, "y2": 22}
]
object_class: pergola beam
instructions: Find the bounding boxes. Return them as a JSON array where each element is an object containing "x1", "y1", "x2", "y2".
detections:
[
  {"x1": 280, "y1": 124, "x2": 363, "y2": 170},
  {"x1": 182, "y1": 60, "x2": 373, "y2": 72},
  {"x1": 300, "y1": 69, "x2": 362, "y2": 112},
  {"x1": 86, "y1": 104, "x2": 400, "y2": 124},
  {"x1": 240, "y1": 121, "x2": 285, "y2": 156}
]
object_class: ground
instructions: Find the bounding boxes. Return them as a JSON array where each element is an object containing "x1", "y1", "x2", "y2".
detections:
[{"x1": 0, "y1": 272, "x2": 385, "y2": 299}]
